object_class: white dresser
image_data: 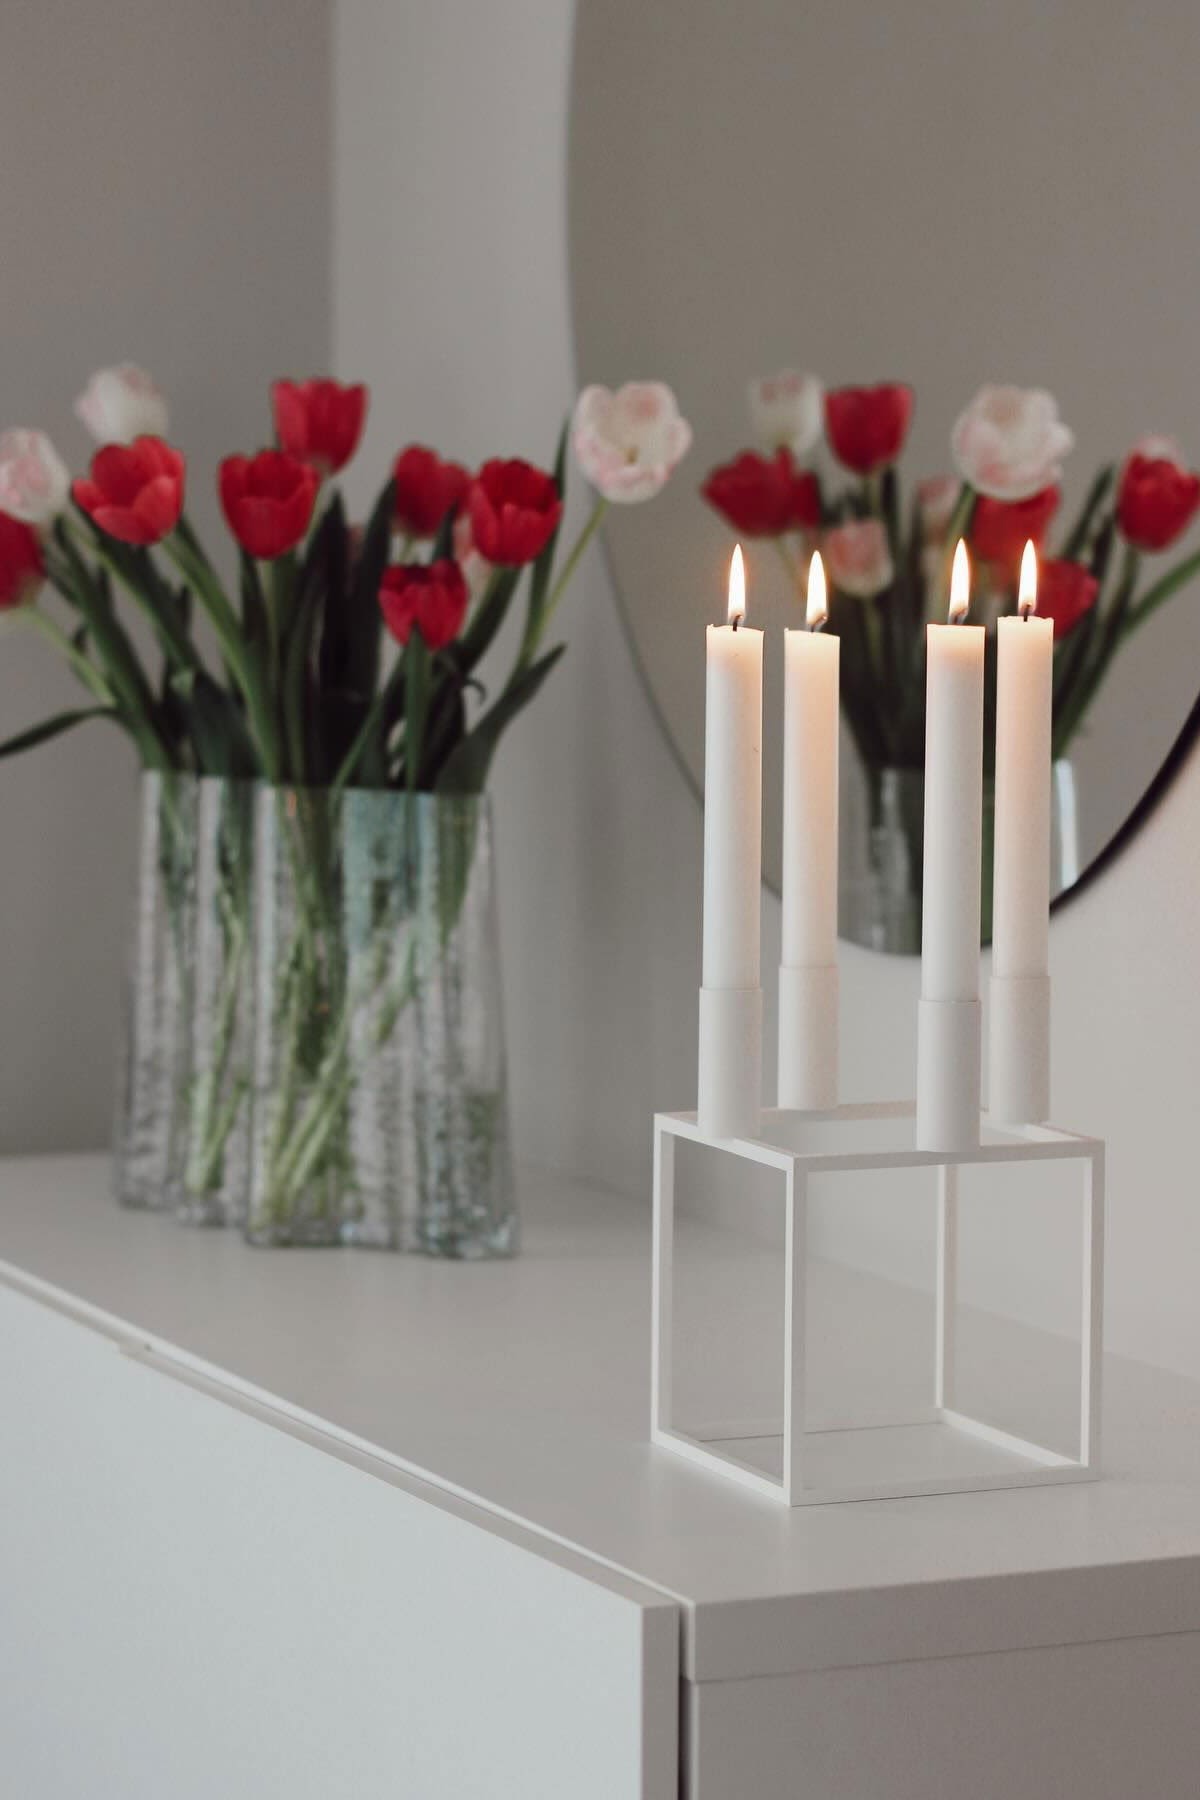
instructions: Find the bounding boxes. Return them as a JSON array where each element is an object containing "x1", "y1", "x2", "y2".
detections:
[{"x1": 3, "y1": 1155, "x2": 1200, "y2": 1798}]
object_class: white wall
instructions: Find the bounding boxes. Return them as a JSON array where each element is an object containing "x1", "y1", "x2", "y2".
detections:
[
  {"x1": 334, "y1": 0, "x2": 1200, "y2": 1384},
  {"x1": 0, "y1": 0, "x2": 331, "y2": 1151}
]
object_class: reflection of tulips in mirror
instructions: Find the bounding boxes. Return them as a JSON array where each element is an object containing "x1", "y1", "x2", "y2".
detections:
[{"x1": 703, "y1": 375, "x2": 1200, "y2": 769}]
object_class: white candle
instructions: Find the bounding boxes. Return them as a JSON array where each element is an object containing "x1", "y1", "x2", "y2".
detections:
[
  {"x1": 917, "y1": 540, "x2": 985, "y2": 1151},
  {"x1": 990, "y1": 541, "x2": 1053, "y2": 1122},
  {"x1": 698, "y1": 545, "x2": 763, "y2": 1138},
  {"x1": 778, "y1": 551, "x2": 839, "y2": 1111}
]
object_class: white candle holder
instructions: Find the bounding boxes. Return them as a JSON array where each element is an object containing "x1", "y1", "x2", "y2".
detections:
[{"x1": 651, "y1": 1101, "x2": 1103, "y2": 1506}]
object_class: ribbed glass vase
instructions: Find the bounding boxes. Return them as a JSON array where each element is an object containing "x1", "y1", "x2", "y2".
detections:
[
  {"x1": 174, "y1": 777, "x2": 255, "y2": 1226},
  {"x1": 245, "y1": 786, "x2": 514, "y2": 1255},
  {"x1": 113, "y1": 770, "x2": 198, "y2": 1209},
  {"x1": 840, "y1": 759, "x2": 1082, "y2": 953}
]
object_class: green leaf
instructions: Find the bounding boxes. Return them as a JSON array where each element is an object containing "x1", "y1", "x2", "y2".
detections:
[
  {"x1": 239, "y1": 551, "x2": 268, "y2": 652},
  {"x1": 0, "y1": 706, "x2": 118, "y2": 760},
  {"x1": 431, "y1": 498, "x2": 458, "y2": 563},
  {"x1": 1060, "y1": 465, "x2": 1115, "y2": 562},
  {"x1": 170, "y1": 667, "x2": 257, "y2": 778},
  {"x1": 436, "y1": 644, "x2": 566, "y2": 793},
  {"x1": 323, "y1": 475, "x2": 394, "y2": 707},
  {"x1": 282, "y1": 494, "x2": 347, "y2": 784},
  {"x1": 453, "y1": 567, "x2": 520, "y2": 676},
  {"x1": 519, "y1": 422, "x2": 569, "y2": 664}
]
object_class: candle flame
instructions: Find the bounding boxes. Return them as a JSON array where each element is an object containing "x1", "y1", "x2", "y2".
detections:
[
  {"x1": 806, "y1": 550, "x2": 828, "y2": 630},
  {"x1": 1018, "y1": 539, "x2": 1038, "y2": 618},
  {"x1": 728, "y1": 543, "x2": 746, "y2": 626},
  {"x1": 948, "y1": 538, "x2": 970, "y2": 623}
]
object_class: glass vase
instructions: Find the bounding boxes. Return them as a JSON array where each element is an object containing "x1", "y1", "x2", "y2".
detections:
[
  {"x1": 113, "y1": 769, "x2": 198, "y2": 1209},
  {"x1": 840, "y1": 766, "x2": 924, "y2": 955},
  {"x1": 840, "y1": 760, "x2": 1082, "y2": 954},
  {"x1": 245, "y1": 786, "x2": 514, "y2": 1255},
  {"x1": 174, "y1": 777, "x2": 255, "y2": 1226}
]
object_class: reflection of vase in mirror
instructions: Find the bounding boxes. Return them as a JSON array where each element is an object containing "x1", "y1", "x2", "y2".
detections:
[{"x1": 840, "y1": 760, "x2": 1081, "y2": 955}]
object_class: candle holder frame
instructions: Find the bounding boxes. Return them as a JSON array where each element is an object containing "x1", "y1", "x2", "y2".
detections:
[{"x1": 651, "y1": 1101, "x2": 1104, "y2": 1507}]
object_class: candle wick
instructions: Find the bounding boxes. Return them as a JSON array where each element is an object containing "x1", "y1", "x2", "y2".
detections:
[{"x1": 731, "y1": 613, "x2": 743, "y2": 632}]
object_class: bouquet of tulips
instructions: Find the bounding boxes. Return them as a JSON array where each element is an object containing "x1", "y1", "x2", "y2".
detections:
[
  {"x1": 0, "y1": 370, "x2": 694, "y2": 793},
  {"x1": 0, "y1": 366, "x2": 693, "y2": 1238},
  {"x1": 702, "y1": 375, "x2": 1200, "y2": 772}
]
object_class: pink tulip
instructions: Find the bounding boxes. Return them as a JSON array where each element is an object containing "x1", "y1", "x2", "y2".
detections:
[
  {"x1": 572, "y1": 381, "x2": 692, "y2": 503},
  {"x1": 823, "y1": 519, "x2": 894, "y2": 598}
]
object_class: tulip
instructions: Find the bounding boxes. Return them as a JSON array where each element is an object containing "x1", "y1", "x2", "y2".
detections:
[
  {"x1": 1036, "y1": 559, "x2": 1100, "y2": 639},
  {"x1": 701, "y1": 448, "x2": 820, "y2": 537},
  {"x1": 951, "y1": 385, "x2": 1074, "y2": 501},
  {"x1": 970, "y1": 485, "x2": 1061, "y2": 568},
  {"x1": 824, "y1": 384, "x2": 913, "y2": 475},
  {"x1": 272, "y1": 378, "x2": 367, "y2": 476},
  {"x1": 748, "y1": 370, "x2": 823, "y2": 460},
  {"x1": 572, "y1": 381, "x2": 692, "y2": 503},
  {"x1": 0, "y1": 429, "x2": 71, "y2": 525},
  {"x1": 75, "y1": 364, "x2": 168, "y2": 445},
  {"x1": 393, "y1": 445, "x2": 471, "y2": 540},
  {"x1": 0, "y1": 511, "x2": 45, "y2": 609},
  {"x1": 823, "y1": 519, "x2": 895, "y2": 597},
  {"x1": 379, "y1": 559, "x2": 468, "y2": 652},
  {"x1": 1116, "y1": 448, "x2": 1200, "y2": 552},
  {"x1": 73, "y1": 437, "x2": 186, "y2": 546},
  {"x1": 218, "y1": 449, "x2": 319, "y2": 560},
  {"x1": 467, "y1": 458, "x2": 561, "y2": 566}
]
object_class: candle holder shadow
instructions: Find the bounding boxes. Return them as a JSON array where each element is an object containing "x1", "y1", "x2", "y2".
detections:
[{"x1": 651, "y1": 1102, "x2": 1104, "y2": 1506}]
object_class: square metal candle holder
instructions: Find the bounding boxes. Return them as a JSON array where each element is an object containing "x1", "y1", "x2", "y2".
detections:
[{"x1": 651, "y1": 1102, "x2": 1104, "y2": 1506}]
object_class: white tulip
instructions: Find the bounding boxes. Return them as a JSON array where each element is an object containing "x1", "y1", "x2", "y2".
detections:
[
  {"x1": 951, "y1": 384, "x2": 1074, "y2": 502},
  {"x1": 748, "y1": 369, "x2": 823, "y2": 459},
  {"x1": 74, "y1": 363, "x2": 168, "y2": 445},
  {"x1": 572, "y1": 381, "x2": 692, "y2": 503},
  {"x1": 0, "y1": 429, "x2": 71, "y2": 524}
]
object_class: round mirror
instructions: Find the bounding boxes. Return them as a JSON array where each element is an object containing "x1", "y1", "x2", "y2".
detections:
[{"x1": 569, "y1": 0, "x2": 1200, "y2": 950}]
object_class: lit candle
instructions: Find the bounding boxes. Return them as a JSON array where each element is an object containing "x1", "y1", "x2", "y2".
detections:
[
  {"x1": 778, "y1": 551, "x2": 839, "y2": 1111},
  {"x1": 917, "y1": 540, "x2": 985, "y2": 1151},
  {"x1": 990, "y1": 541, "x2": 1053, "y2": 1122},
  {"x1": 698, "y1": 545, "x2": 763, "y2": 1139}
]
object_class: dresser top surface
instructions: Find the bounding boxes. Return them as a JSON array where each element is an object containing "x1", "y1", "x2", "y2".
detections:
[{"x1": 4, "y1": 1153, "x2": 1200, "y2": 1681}]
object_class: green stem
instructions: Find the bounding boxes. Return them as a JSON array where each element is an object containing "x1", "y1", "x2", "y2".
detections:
[
  {"x1": 772, "y1": 535, "x2": 802, "y2": 591},
  {"x1": 404, "y1": 637, "x2": 430, "y2": 794},
  {"x1": 165, "y1": 533, "x2": 281, "y2": 781},
  {"x1": 527, "y1": 496, "x2": 608, "y2": 659},
  {"x1": 330, "y1": 657, "x2": 405, "y2": 796},
  {"x1": 1125, "y1": 544, "x2": 1200, "y2": 632},
  {"x1": 49, "y1": 540, "x2": 172, "y2": 769},
  {"x1": 23, "y1": 608, "x2": 114, "y2": 704}
]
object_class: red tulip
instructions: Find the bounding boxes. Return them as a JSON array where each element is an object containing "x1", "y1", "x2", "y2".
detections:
[
  {"x1": 824, "y1": 384, "x2": 914, "y2": 475},
  {"x1": 467, "y1": 459, "x2": 562, "y2": 566},
  {"x1": 393, "y1": 445, "x2": 471, "y2": 540},
  {"x1": 700, "y1": 448, "x2": 821, "y2": 537},
  {"x1": 271, "y1": 378, "x2": 367, "y2": 476},
  {"x1": 0, "y1": 510, "x2": 44, "y2": 609},
  {"x1": 1036, "y1": 558, "x2": 1099, "y2": 639},
  {"x1": 218, "y1": 450, "x2": 319, "y2": 559},
  {"x1": 970, "y1": 485, "x2": 1061, "y2": 568},
  {"x1": 72, "y1": 437, "x2": 185, "y2": 546},
  {"x1": 1116, "y1": 451, "x2": 1200, "y2": 552},
  {"x1": 379, "y1": 560, "x2": 468, "y2": 652}
]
